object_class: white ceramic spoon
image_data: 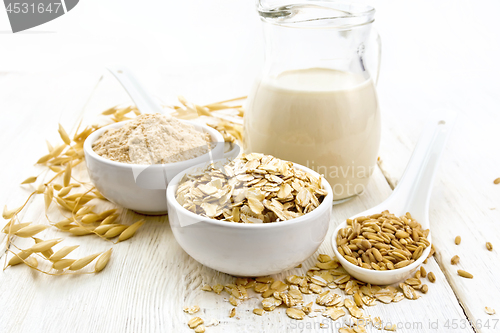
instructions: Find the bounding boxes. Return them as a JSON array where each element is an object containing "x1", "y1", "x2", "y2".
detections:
[
  {"x1": 107, "y1": 65, "x2": 170, "y2": 116},
  {"x1": 332, "y1": 110, "x2": 457, "y2": 285}
]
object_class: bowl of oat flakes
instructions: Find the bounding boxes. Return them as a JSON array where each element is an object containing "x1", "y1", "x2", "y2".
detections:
[
  {"x1": 166, "y1": 153, "x2": 333, "y2": 276},
  {"x1": 84, "y1": 113, "x2": 239, "y2": 214}
]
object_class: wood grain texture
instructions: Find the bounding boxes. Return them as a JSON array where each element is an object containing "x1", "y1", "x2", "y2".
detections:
[
  {"x1": 0, "y1": 71, "x2": 474, "y2": 333},
  {"x1": 373, "y1": 1, "x2": 500, "y2": 329},
  {"x1": 2, "y1": 0, "x2": 500, "y2": 331},
  {"x1": 0, "y1": 71, "x2": 102, "y2": 246}
]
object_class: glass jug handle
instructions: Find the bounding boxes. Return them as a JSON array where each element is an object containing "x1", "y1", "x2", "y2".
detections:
[{"x1": 372, "y1": 29, "x2": 382, "y2": 85}]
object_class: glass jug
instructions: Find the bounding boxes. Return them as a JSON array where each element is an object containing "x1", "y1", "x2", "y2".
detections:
[{"x1": 244, "y1": 0, "x2": 382, "y2": 203}]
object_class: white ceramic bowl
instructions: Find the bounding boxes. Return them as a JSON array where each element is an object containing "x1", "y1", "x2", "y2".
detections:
[
  {"x1": 84, "y1": 120, "x2": 240, "y2": 215},
  {"x1": 166, "y1": 159, "x2": 334, "y2": 276}
]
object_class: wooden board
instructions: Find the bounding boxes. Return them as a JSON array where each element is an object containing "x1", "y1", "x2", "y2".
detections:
[
  {"x1": 2, "y1": 1, "x2": 500, "y2": 330},
  {"x1": 0, "y1": 71, "x2": 480, "y2": 333}
]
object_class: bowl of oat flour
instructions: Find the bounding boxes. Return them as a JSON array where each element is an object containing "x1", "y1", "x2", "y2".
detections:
[{"x1": 84, "y1": 113, "x2": 235, "y2": 214}]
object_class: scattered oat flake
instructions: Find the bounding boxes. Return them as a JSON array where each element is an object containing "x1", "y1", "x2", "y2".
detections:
[
  {"x1": 385, "y1": 323, "x2": 397, "y2": 331},
  {"x1": 183, "y1": 305, "x2": 200, "y2": 314},
  {"x1": 485, "y1": 307, "x2": 496, "y2": 315},
  {"x1": 201, "y1": 284, "x2": 212, "y2": 292},
  {"x1": 339, "y1": 327, "x2": 356, "y2": 333},
  {"x1": 286, "y1": 308, "x2": 305, "y2": 320},
  {"x1": 212, "y1": 284, "x2": 224, "y2": 294},
  {"x1": 323, "y1": 307, "x2": 345, "y2": 320},
  {"x1": 205, "y1": 319, "x2": 219, "y2": 327},
  {"x1": 187, "y1": 317, "x2": 203, "y2": 329},
  {"x1": 253, "y1": 308, "x2": 264, "y2": 316},
  {"x1": 194, "y1": 325, "x2": 205, "y2": 333}
]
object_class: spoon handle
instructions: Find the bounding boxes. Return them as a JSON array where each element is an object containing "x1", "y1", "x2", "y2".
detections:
[
  {"x1": 107, "y1": 65, "x2": 165, "y2": 115},
  {"x1": 389, "y1": 110, "x2": 457, "y2": 217}
]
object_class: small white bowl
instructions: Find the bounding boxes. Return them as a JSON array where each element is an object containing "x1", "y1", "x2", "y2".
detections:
[
  {"x1": 84, "y1": 120, "x2": 240, "y2": 215},
  {"x1": 166, "y1": 159, "x2": 334, "y2": 276}
]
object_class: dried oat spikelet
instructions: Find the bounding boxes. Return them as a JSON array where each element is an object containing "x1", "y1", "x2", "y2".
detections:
[
  {"x1": 104, "y1": 225, "x2": 127, "y2": 239},
  {"x1": 54, "y1": 220, "x2": 76, "y2": 231},
  {"x1": 76, "y1": 205, "x2": 94, "y2": 216},
  {"x1": 49, "y1": 245, "x2": 79, "y2": 262},
  {"x1": 69, "y1": 252, "x2": 101, "y2": 270},
  {"x1": 3, "y1": 205, "x2": 21, "y2": 219},
  {"x1": 36, "y1": 184, "x2": 45, "y2": 194},
  {"x1": 51, "y1": 144, "x2": 66, "y2": 158},
  {"x1": 30, "y1": 238, "x2": 62, "y2": 253},
  {"x1": 94, "y1": 224, "x2": 120, "y2": 235},
  {"x1": 58, "y1": 123, "x2": 71, "y2": 145},
  {"x1": 118, "y1": 219, "x2": 145, "y2": 242},
  {"x1": 26, "y1": 257, "x2": 38, "y2": 268},
  {"x1": 53, "y1": 259, "x2": 76, "y2": 270},
  {"x1": 8, "y1": 249, "x2": 33, "y2": 266},
  {"x1": 21, "y1": 176, "x2": 37, "y2": 184},
  {"x1": 101, "y1": 106, "x2": 117, "y2": 115},
  {"x1": 37, "y1": 154, "x2": 52, "y2": 164},
  {"x1": 63, "y1": 163, "x2": 72, "y2": 187},
  {"x1": 94, "y1": 248, "x2": 113, "y2": 272},
  {"x1": 100, "y1": 214, "x2": 119, "y2": 225},
  {"x1": 46, "y1": 139, "x2": 53, "y2": 152},
  {"x1": 15, "y1": 224, "x2": 49, "y2": 238},
  {"x1": 55, "y1": 197, "x2": 72, "y2": 211},
  {"x1": 57, "y1": 186, "x2": 72, "y2": 198},
  {"x1": 80, "y1": 214, "x2": 100, "y2": 224},
  {"x1": 33, "y1": 237, "x2": 55, "y2": 258},
  {"x1": 3, "y1": 222, "x2": 31, "y2": 234},
  {"x1": 69, "y1": 227, "x2": 94, "y2": 236},
  {"x1": 44, "y1": 185, "x2": 54, "y2": 210},
  {"x1": 98, "y1": 209, "x2": 117, "y2": 219}
]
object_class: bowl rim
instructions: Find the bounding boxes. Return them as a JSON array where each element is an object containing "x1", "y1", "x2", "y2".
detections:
[
  {"x1": 83, "y1": 118, "x2": 225, "y2": 170},
  {"x1": 166, "y1": 159, "x2": 334, "y2": 229},
  {"x1": 331, "y1": 221, "x2": 432, "y2": 277}
]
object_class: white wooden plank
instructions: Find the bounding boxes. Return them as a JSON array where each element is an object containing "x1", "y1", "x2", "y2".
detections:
[
  {"x1": 3, "y1": 0, "x2": 500, "y2": 329},
  {"x1": 369, "y1": 1, "x2": 500, "y2": 331},
  {"x1": 377, "y1": 92, "x2": 500, "y2": 333},
  {"x1": 0, "y1": 71, "x2": 472, "y2": 333},
  {"x1": 0, "y1": 71, "x2": 102, "y2": 246}
]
